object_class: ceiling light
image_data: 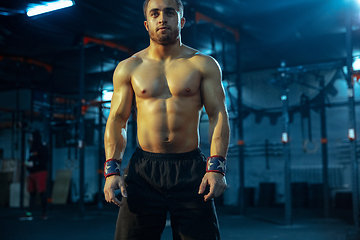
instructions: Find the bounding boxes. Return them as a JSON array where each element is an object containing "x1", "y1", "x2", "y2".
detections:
[{"x1": 27, "y1": 0, "x2": 74, "y2": 17}]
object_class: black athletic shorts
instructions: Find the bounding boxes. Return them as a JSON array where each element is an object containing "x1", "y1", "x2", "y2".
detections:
[{"x1": 114, "y1": 147, "x2": 221, "y2": 240}]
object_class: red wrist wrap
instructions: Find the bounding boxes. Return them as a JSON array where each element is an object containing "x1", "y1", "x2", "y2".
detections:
[
  {"x1": 206, "y1": 155, "x2": 226, "y2": 176},
  {"x1": 104, "y1": 159, "x2": 122, "y2": 178}
]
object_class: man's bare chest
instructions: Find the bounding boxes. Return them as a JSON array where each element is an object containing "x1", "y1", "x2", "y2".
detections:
[{"x1": 131, "y1": 61, "x2": 202, "y2": 98}]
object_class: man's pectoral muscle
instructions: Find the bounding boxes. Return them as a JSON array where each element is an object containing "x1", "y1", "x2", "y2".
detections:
[{"x1": 131, "y1": 54, "x2": 204, "y2": 153}]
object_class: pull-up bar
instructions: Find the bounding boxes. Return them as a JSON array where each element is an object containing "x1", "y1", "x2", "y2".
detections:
[
  {"x1": 0, "y1": 55, "x2": 53, "y2": 73},
  {"x1": 83, "y1": 36, "x2": 133, "y2": 54}
]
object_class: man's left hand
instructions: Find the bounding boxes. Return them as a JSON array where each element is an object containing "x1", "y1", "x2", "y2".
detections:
[{"x1": 198, "y1": 172, "x2": 227, "y2": 201}]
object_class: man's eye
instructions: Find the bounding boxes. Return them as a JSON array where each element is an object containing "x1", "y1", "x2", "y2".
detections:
[{"x1": 151, "y1": 12, "x2": 159, "y2": 17}]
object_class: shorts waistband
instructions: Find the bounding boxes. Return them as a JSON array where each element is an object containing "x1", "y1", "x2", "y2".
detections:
[{"x1": 133, "y1": 147, "x2": 203, "y2": 160}]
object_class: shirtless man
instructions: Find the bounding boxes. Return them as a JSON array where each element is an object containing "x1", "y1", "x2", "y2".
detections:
[{"x1": 103, "y1": 0, "x2": 230, "y2": 239}]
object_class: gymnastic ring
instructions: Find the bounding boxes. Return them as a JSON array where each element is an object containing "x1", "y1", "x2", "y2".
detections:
[{"x1": 302, "y1": 139, "x2": 318, "y2": 154}]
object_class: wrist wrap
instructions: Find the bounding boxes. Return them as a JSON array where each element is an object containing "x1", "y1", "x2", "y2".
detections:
[
  {"x1": 104, "y1": 159, "x2": 122, "y2": 178},
  {"x1": 206, "y1": 155, "x2": 226, "y2": 176}
]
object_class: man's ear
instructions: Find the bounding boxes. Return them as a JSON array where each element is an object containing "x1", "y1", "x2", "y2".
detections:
[
  {"x1": 180, "y1": 17, "x2": 186, "y2": 29},
  {"x1": 144, "y1": 21, "x2": 149, "y2": 31}
]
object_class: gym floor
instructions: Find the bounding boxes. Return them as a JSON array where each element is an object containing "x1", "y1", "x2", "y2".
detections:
[{"x1": 0, "y1": 203, "x2": 357, "y2": 240}]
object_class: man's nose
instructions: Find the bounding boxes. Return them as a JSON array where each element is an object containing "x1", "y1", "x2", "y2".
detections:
[{"x1": 158, "y1": 12, "x2": 167, "y2": 23}]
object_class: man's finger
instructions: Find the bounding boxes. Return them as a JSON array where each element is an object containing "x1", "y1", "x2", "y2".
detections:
[
  {"x1": 120, "y1": 186, "x2": 128, "y2": 198},
  {"x1": 198, "y1": 178, "x2": 207, "y2": 194},
  {"x1": 105, "y1": 187, "x2": 112, "y2": 202},
  {"x1": 108, "y1": 189, "x2": 123, "y2": 206},
  {"x1": 104, "y1": 191, "x2": 109, "y2": 202},
  {"x1": 204, "y1": 183, "x2": 215, "y2": 201},
  {"x1": 118, "y1": 177, "x2": 128, "y2": 198},
  {"x1": 108, "y1": 189, "x2": 115, "y2": 202},
  {"x1": 112, "y1": 197, "x2": 123, "y2": 207},
  {"x1": 204, "y1": 192, "x2": 214, "y2": 202}
]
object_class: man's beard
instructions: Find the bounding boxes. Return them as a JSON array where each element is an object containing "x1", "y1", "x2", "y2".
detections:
[{"x1": 149, "y1": 28, "x2": 179, "y2": 46}]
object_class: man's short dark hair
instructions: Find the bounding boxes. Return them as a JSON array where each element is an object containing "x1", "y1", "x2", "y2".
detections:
[{"x1": 143, "y1": 0, "x2": 184, "y2": 19}]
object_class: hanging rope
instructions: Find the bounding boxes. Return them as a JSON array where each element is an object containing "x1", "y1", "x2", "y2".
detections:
[{"x1": 300, "y1": 93, "x2": 318, "y2": 153}]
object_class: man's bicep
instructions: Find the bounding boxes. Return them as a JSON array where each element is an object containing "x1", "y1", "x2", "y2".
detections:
[
  {"x1": 109, "y1": 64, "x2": 134, "y2": 122},
  {"x1": 110, "y1": 84, "x2": 133, "y2": 122},
  {"x1": 201, "y1": 58, "x2": 226, "y2": 117}
]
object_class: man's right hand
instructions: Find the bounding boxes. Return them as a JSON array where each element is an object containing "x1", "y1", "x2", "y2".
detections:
[{"x1": 103, "y1": 175, "x2": 128, "y2": 207}]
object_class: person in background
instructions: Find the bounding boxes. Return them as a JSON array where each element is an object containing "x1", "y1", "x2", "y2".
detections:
[{"x1": 20, "y1": 130, "x2": 49, "y2": 221}]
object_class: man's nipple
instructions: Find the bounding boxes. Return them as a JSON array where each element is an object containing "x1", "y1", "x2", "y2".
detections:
[
  {"x1": 141, "y1": 89, "x2": 146, "y2": 94},
  {"x1": 186, "y1": 88, "x2": 190, "y2": 92}
]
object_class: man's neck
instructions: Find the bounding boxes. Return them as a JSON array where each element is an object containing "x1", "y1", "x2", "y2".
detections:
[{"x1": 148, "y1": 39, "x2": 183, "y2": 61}]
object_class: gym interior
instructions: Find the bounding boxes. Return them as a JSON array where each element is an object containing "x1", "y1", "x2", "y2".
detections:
[{"x1": 0, "y1": 0, "x2": 360, "y2": 239}]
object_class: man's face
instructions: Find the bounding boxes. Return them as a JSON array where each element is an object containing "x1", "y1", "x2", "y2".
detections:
[{"x1": 144, "y1": 0, "x2": 185, "y2": 46}]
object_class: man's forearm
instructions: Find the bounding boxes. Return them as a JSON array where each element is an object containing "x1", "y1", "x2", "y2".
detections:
[
  {"x1": 209, "y1": 111, "x2": 230, "y2": 157},
  {"x1": 104, "y1": 118, "x2": 127, "y2": 160}
]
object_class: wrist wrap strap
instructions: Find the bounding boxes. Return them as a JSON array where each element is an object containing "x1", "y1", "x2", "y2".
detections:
[
  {"x1": 206, "y1": 155, "x2": 226, "y2": 176},
  {"x1": 104, "y1": 159, "x2": 122, "y2": 178}
]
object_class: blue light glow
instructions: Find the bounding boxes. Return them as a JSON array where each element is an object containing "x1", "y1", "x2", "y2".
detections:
[
  {"x1": 102, "y1": 90, "x2": 113, "y2": 101},
  {"x1": 27, "y1": 0, "x2": 74, "y2": 17},
  {"x1": 353, "y1": 57, "x2": 360, "y2": 71}
]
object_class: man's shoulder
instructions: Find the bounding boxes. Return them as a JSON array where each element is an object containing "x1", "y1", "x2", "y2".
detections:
[
  {"x1": 182, "y1": 46, "x2": 219, "y2": 72},
  {"x1": 182, "y1": 46, "x2": 217, "y2": 64},
  {"x1": 114, "y1": 54, "x2": 143, "y2": 77},
  {"x1": 119, "y1": 54, "x2": 143, "y2": 68},
  {"x1": 182, "y1": 45, "x2": 203, "y2": 59}
]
